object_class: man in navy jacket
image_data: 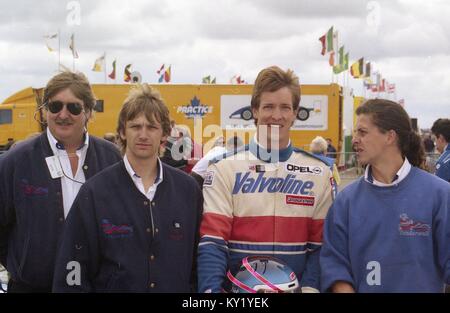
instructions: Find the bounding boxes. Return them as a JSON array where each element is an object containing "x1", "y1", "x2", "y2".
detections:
[
  {"x1": 0, "y1": 71, "x2": 121, "y2": 292},
  {"x1": 53, "y1": 84, "x2": 202, "y2": 292}
]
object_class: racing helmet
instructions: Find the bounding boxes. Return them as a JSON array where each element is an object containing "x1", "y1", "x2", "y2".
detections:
[{"x1": 226, "y1": 256, "x2": 300, "y2": 293}]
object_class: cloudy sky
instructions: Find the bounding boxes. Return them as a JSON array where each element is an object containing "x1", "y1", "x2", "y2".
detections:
[{"x1": 0, "y1": 0, "x2": 448, "y2": 128}]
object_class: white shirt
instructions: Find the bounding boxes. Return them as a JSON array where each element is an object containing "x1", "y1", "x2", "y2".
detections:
[
  {"x1": 123, "y1": 154, "x2": 163, "y2": 201},
  {"x1": 47, "y1": 130, "x2": 89, "y2": 218},
  {"x1": 364, "y1": 157, "x2": 412, "y2": 187}
]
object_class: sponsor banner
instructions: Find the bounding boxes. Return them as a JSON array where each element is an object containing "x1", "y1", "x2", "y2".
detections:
[{"x1": 220, "y1": 95, "x2": 328, "y2": 130}]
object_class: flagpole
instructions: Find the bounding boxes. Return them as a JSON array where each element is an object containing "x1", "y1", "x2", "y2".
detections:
[
  {"x1": 58, "y1": 28, "x2": 61, "y2": 71},
  {"x1": 104, "y1": 53, "x2": 107, "y2": 83},
  {"x1": 72, "y1": 33, "x2": 75, "y2": 72}
]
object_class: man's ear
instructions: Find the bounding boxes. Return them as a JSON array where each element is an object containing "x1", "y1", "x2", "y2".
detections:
[
  {"x1": 387, "y1": 129, "x2": 397, "y2": 145},
  {"x1": 119, "y1": 129, "x2": 126, "y2": 141}
]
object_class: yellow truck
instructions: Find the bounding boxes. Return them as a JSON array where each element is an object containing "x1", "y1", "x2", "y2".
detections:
[{"x1": 0, "y1": 83, "x2": 344, "y2": 156}]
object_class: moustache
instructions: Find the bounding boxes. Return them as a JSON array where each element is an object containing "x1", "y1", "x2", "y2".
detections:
[{"x1": 55, "y1": 119, "x2": 73, "y2": 126}]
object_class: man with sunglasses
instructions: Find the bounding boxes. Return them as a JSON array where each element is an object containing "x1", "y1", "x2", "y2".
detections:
[{"x1": 0, "y1": 71, "x2": 121, "y2": 292}]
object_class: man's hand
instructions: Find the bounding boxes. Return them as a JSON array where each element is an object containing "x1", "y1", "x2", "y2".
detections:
[{"x1": 331, "y1": 281, "x2": 355, "y2": 293}]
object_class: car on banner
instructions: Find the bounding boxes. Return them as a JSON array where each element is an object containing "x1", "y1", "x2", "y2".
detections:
[{"x1": 229, "y1": 105, "x2": 315, "y2": 121}]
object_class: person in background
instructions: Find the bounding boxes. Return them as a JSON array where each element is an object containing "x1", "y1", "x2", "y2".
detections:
[
  {"x1": 326, "y1": 138, "x2": 337, "y2": 158},
  {"x1": 423, "y1": 134, "x2": 435, "y2": 154},
  {"x1": 320, "y1": 99, "x2": 449, "y2": 292},
  {"x1": 103, "y1": 132, "x2": 117, "y2": 145},
  {"x1": 310, "y1": 136, "x2": 341, "y2": 186},
  {"x1": 0, "y1": 71, "x2": 121, "y2": 293},
  {"x1": 431, "y1": 118, "x2": 450, "y2": 182},
  {"x1": 191, "y1": 135, "x2": 244, "y2": 186}
]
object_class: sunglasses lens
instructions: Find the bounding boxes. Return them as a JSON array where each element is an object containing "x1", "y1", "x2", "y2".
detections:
[
  {"x1": 67, "y1": 103, "x2": 83, "y2": 115},
  {"x1": 47, "y1": 101, "x2": 83, "y2": 115},
  {"x1": 48, "y1": 101, "x2": 63, "y2": 114}
]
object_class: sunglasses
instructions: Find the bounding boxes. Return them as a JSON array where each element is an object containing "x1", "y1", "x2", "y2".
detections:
[{"x1": 46, "y1": 101, "x2": 84, "y2": 115}]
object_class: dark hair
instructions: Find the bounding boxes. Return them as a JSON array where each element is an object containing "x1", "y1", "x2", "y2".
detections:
[
  {"x1": 431, "y1": 118, "x2": 450, "y2": 142},
  {"x1": 356, "y1": 99, "x2": 425, "y2": 168},
  {"x1": 43, "y1": 71, "x2": 96, "y2": 112},
  {"x1": 251, "y1": 66, "x2": 300, "y2": 124}
]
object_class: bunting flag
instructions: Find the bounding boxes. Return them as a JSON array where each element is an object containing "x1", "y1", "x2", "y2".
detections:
[
  {"x1": 387, "y1": 83, "x2": 396, "y2": 93},
  {"x1": 343, "y1": 53, "x2": 349, "y2": 70},
  {"x1": 332, "y1": 46, "x2": 345, "y2": 74},
  {"x1": 326, "y1": 26, "x2": 334, "y2": 53},
  {"x1": 319, "y1": 34, "x2": 326, "y2": 55},
  {"x1": 378, "y1": 79, "x2": 386, "y2": 92},
  {"x1": 350, "y1": 58, "x2": 364, "y2": 78},
  {"x1": 328, "y1": 51, "x2": 335, "y2": 66},
  {"x1": 157, "y1": 64, "x2": 165, "y2": 82},
  {"x1": 108, "y1": 60, "x2": 116, "y2": 79},
  {"x1": 202, "y1": 75, "x2": 211, "y2": 84},
  {"x1": 230, "y1": 75, "x2": 245, "y2": 84},
  {"x1": 363, "y1": 79, "x2": 372, "y2": 90},
  {"x1": 364, "y1": 62, "x2": 371, "y2": 78},
  {"x1": 92, "y1": 54, "x2": 105, "y2": 72},
  {"x1": 69, "y1": 34, "x2": 79, "y2": 58},
  {"x1": 124, "y1": 64, "x2": 132, "y2": 82},
  {"x1": 44, "y1": 33, "x2": 58, "y2": 52},
  {"x1": 157, "y1": 64, "x2": 165, "y2": 74},
  {"x1": 164, "y1": 65, "x2": 171, "y2": 83}
]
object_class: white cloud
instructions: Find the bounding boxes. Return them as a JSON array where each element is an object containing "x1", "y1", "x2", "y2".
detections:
[{"x1": 0, "y1": 0, "x2": 448, "y2": 128}]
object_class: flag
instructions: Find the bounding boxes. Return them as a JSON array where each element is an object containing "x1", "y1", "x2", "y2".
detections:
[
  {"x1": 343, "y1": 53, "x2": 349, "y2": 70},
  {"x1": 379, "y1": 79, "x2": 386, "y2": 92},
  {"x1": 108, "y1": 60, "x2": 116, "y2": 79},
  {"x1": 92, "y1": 54, "x2": 105, "y2": 72},
  {"x1": 333, "y1": 46, "x2": 345, "y2": 74},
  {"x1": 157, "y1": 64, "x2": 165, "y2": 74},
  {"x1": 157, "y1": 64, "x2": 165, "y2": 82},
  {"x1": 350, "y1": 58, "x2": 364, "y2": 78},
  {"x1": 365, "y1": 62, "x2": 371, "y2": 78},
  {"x1": 387, "y1": 83, "x2": 396, "y2": 93},
  {"x1": 124, "y1": 64, "x2": 132, "y2": 82},
  {"x1": 363, "y1": 79, "x2": 372, "y2": 90},
  {"x1": 329, "y1": 51, "x2": 335, "y2": 66},
  {"x1": 44, "y1": 33, "x2": 57, "y2": 52},
  {"x1": 202, "y1": 75, "x2": 211, "y2": 84},
  {"x1": 319, "y1": 34, "x2": 326, "y2": 55},
  {"x1": 164, "y1": 65, "x2": 171, "y2": 83},
  {"x1": 69, "y1": 34, "x2": 79, "y2": 58},
  {"x1": 326, "y1": 26, "x2": 334, "y2": 53}
]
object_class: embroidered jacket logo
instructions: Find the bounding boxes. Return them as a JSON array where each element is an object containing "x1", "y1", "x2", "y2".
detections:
[
  {"x1": 398, "y1": 214, "x2": 430, "y2": 236},
  {"x1": 232, "y1": 172, "x2": 314, "y2": 195}
]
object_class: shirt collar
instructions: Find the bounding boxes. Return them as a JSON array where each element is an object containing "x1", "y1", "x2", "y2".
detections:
[
  {"x1": 364, "y1": 157, "x2": 411, "y2": 187},
  {"x1": 47, "y1": 129, "x2": 89, "y2": 154},
  {"x1": 250, "y1": 134, "x2": 293, "y2": 163},
  {"x1": 123, "y1": 154, "x2": 163, "y2": 184}
]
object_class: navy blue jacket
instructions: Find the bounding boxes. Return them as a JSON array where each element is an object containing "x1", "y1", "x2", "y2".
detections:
[
  {"x1": 52, "y1": 161, "x2": 202, "y2": 292},
  {"x1": 0, "y1": 131, "x2": 121, "y2": 289}
]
